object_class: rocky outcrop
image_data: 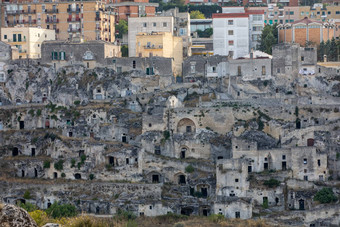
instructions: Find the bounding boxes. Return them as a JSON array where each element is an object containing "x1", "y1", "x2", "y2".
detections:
[{"x1": 0, "y1": 203, "x2": 37, "y2": 227}]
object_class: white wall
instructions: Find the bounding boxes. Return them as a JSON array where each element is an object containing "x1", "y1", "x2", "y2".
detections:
[{"x1": 213, "y1": 17, "x2": 249, "y2": 59}]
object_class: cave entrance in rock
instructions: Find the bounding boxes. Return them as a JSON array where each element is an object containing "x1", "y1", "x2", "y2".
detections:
[
  {"x1": 19, "y1": 121, "x2": 24, "y2": 129},
  {"x1": 12, "y1": 147, "x2": 19, "y2": 156},
  {"x1": 299, "y1": 199, "x2": 305, "y2": 210},
  {"x1": 75, "y1": 173, "x2": 81, "y2": 179},
  {"x1": 152, "y1": 174, "x2": 159, "y2": 183},
  {"x1": 181, "y1": 207, "x2": 193, "y2": 216},
  {"x1": 178, "y1": 175, "x2": 186, "y2": 184},
  {"x1": 31, "y1": 148, "x2": 36, "y2": 156}
]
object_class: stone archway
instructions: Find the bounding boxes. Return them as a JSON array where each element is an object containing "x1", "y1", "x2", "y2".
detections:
[{"x1": 177, "y1": 118, "x2": 196, "y2": 133}]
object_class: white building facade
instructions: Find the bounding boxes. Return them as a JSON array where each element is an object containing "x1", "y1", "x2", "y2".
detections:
[{"x1": 213, "y1": 7, "x2": 264, "y2": 59}]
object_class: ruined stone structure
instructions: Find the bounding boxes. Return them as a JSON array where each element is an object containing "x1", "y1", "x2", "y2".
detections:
[{"x1": 0, "y1": 43, "x2": 339, "y2": 226}]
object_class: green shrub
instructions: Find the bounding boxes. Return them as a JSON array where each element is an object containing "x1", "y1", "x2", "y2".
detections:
[
  {"x1": 208, "y1": 214, "x2": 225, "y2": 223},
  {"x1": 28, "y1": 109, "x2": 35, "y2": 117},
  {"x1": 262, "y1": 199, "x2": 269, "y2": 209},
  {"x1": 73, "y1": 100, "x2": 81, "y2": 105},
  {"x1": 163, "y1": 130, "x2": 170, "y2": 140},
  {"x1": 263, "y1": 179, "x2": 280, "y2": 188},
  {"x1": 43, "y1": 161, "x2": 50, "y2": 168},
  {"x1": 71, "y1": 159, "x2": 76, "y2": 168},
  {"x1": 185, "y1": 165, "x2": 194, "y2": 173},
  {"x1": 89, "y1": 174, "x2": 95, "y2": 180},
  {"x1": 80, "y1": 154, "x2": 86, "y2": 164},
  {"x1": 46, "y1": 202, "x2": 77, "y2": 219},
  {"x1": 54, "y1": 160, "x2": 64, "y2": 171},
  {"x1": 18, "y1": 201, "x2": 37, "y2": 212},
  {"x1": 23, "y1": 190, "x2": 31, "y2": 199},
  {"x1": 314, "y1": 188, "x2": 337, "y2": 204},
  {"x1": 36, "y1": 109, "x2": 42, "y2": 117},
  {"x1": 61, "y1": 173, "x2": 66, "y2": 178},
  {"x1": 114, "y1": 209, "x2": 136, "y2": 221}
]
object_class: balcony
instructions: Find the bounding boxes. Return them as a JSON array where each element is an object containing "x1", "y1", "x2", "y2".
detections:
[
  {"x1": 67, "y1": 18, "x2": 81, "y2": 22},
  {"x1": 6, "y1": 10, "x2": 21, "y2": 15},
  {"x1": 144, "y1": 45, "x2": 163, "y2": 49},
  {"x1": 46, "y1": 18, "x2": 59, "y2": 23},
  {"x1": 68, "y1": 28, "x2": 81, "y2": 32},
  {"x1": 95, "y1": 17, "x2": 101, "y2": 21},
  {"x1": 22, "y1": 9, "x2": 36, "y2": 14},
  {"x1": 56, "y1": 29, "x2": 60, "y2": 33},
  {"x1": 67, "y1": 8, "x2": 81, "y2": 13},
  {"x1": 45, "y1": 9, "x2": 59, "y2": 13},
  {"x1": 19, "y1": 49, "x2": 27, "y2": 53}
]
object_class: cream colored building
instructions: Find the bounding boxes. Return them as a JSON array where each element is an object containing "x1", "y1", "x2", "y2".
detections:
[
  {"x1": 136, "y1": 32, "x2": 183, "y2": 76},
  {"x1": 1, "y1": 27, "x2": 55, "y2": 59}
]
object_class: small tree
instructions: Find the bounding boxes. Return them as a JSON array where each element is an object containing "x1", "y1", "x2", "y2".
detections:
[
  {"x1": 314, "y1": 188, "x2": 337, "y2": 204},
  {"x1": 115, "y1": 20, "x2": 128, "y2": 39},
  {"x1": 185, "y1": 165, "x2": 194, "y2": 173},
  {"x1": 190, "y1": 10, "x2": 205, "y2": 19},
  {"x1": 46, "y1": 202, "x2": 77, "y2": 219},
  {"x1": 263, "y1": 179, "x2": 280, "y2": 188}
]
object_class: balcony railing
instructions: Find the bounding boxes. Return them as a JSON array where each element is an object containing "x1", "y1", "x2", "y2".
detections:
[
  {"x1": 6, "y1": 10, "x2": 21, "y2": 15},
  {"x1": 67, "y1": 8, "x2": 81, "y2": 13},
  {"x1": 144, "y1": 45, "x2": 163, "y2": 49},
  {"x1": 67, "y1": 18, "x2": 81, "y2": 22},
  {"x1": 68, "y1": 28, "x2": 81, "y2": 32},
  {"x1": 46, "y1": 18, "x2": 59, "y2": 23},
  {"x1": 22, "y1": 9, "x2": 36, "y2": 14},
  {"x1": 95, "y1": 17, "x2": 101, "y2": 21},
  {"x1": 45, "y1": 9, "x2": 59, "y2": 13},
  {"x1": 9, "y1": 19, "x2": 36, "y2": 25},
  {"x1": 19, "y1": 49, "x2": 27, "y2": 53},
  {"x1": 56, "y1": 29, "x2": 60, "y2": 33}
]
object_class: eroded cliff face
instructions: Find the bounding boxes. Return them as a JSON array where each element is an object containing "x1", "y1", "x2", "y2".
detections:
[
  {"x1": 0, "y1": 59, "x2": 339, "y2": 226},
  {"x1": 0, "y1": 204, "x2": 38, "y2": 227}
]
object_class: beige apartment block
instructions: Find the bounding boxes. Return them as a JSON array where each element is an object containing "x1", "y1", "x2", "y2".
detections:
[
  {"x1": 136, "y1": 32, "x2": 183, "y2": 76},
  {"x1": 1, "y1": 27, "x2": 55, "y2": 59},
  {"x1": 2, "y1": 1, "x2": 115, "y2": 42}
]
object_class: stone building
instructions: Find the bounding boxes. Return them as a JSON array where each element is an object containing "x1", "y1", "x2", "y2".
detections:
[
  {"x1": 0, "y1": 41, "x2": 12, "y2": 83},
  {"x1": 40, "y1": 40, "x2": 120, "y2": 69},
  {"x1": 272, "y1": 43, "x2": 317, "y2": 76}
]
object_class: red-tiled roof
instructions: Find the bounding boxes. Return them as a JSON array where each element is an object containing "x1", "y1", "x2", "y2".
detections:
[
  {"x1": 245, "y1": 9, "x2": 264, "y2": 14},
  {"x1": 291, "y1": 17, "x2": 323, "y2": 25},
  {"x1": 212, "y1": 13, "x2": 249, "y2": 18}
]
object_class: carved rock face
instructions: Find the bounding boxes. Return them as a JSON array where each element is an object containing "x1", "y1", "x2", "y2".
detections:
[{"x1": 0, "y1": 204, "x2": 37, "y2": 227}]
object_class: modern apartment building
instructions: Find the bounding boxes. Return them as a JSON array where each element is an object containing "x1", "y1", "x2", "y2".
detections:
[
  {"x1": 128, "y1": 16, "x2": 174, "y2": 57},
  {"x1": 213, "y1": 7, "x2": 264, "y2": 58},
  {"x1": 108, "y1": 0, "x2": 158, "y2": 21},
  {"x1": 278, "y1": 17, "x2": 336, "y2": 46},
  {"x1": 1, "y1": 27, "x2": 55, "y2": 58},
  {"x1": 2, "y1": 1, "x2": 115, "y2": 42},
  {"x1": 252, "y1": 4, "x2": 340, "y2": 25},
  {"x1": 136, "y1": 32, "x2": 183, "y2": 75},
  {"x1": 158, "y1": 8, "x2": 191, "y2": 57}
]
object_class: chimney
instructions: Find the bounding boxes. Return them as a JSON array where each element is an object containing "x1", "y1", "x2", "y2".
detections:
[{"x1": 324, "y1": 54, "x2": 327, "y2": 62}]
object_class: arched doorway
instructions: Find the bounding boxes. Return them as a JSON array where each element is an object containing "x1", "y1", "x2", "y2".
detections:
[{"x1": 177, "y1": 118, "x2": 196, "y2": 133}]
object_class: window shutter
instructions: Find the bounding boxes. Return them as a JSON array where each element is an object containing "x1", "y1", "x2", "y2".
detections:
[
  {"x1": 146, "y1": 68, "x2": 149, "y2": 75},
  {"x1": 52, "y1": 52, "x2": 54, "y2": 60},
  {"x1": 58, "y1": 52, "x2": 61, "y2": 60}
]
